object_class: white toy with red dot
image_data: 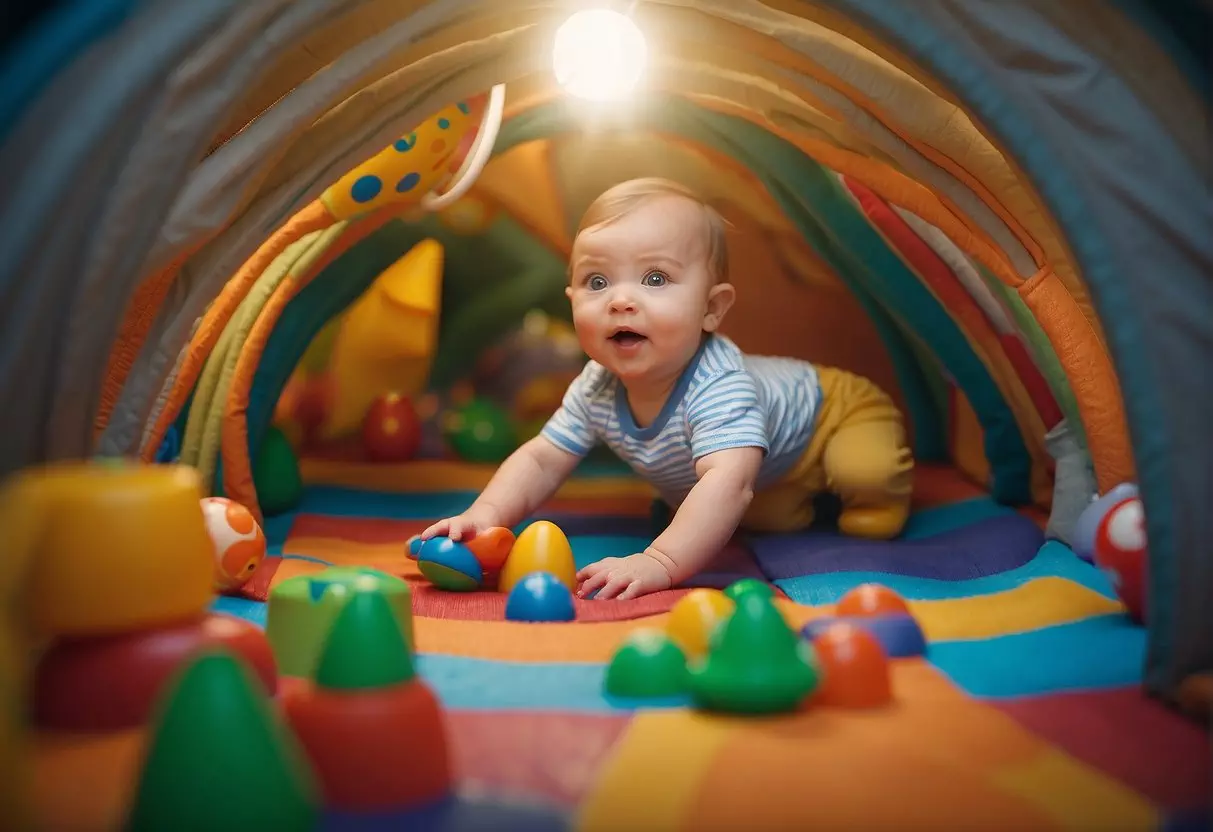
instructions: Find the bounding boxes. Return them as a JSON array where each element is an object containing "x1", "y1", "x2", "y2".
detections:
[
  {"x1": 1075, "y1": 483, "x2": 1149, "y2": 624},
  {"x1": 200, "y1": 497, "x2": 268, "y2": 592}
]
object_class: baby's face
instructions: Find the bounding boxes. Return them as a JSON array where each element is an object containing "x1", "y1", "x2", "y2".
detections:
[{"x1": 567, "y1": 195, "x2": 728, "y2": 386}]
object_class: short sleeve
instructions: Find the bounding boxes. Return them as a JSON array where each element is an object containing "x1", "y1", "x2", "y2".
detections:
[
  {"x1": 539, "y1": 364, "x2": 603, "y2": 457},
  {"x1": 685, "y1": 371, "x2": 770, "y2": 461}
]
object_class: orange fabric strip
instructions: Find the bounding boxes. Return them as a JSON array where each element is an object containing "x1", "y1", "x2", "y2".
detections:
[
  {"x1": 221, "y1": 204, "x2": 401, "y2": 518},
  {"x1": 138, "y1": 201, "x2": 333, "y2": 462},
  {"x1": 1018, "y1": 269, "x2": 1135, "y2": 490}
]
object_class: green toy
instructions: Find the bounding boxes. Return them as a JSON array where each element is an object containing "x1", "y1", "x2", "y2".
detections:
[
  {"x1": 126, "y1": 649, "x2": 318, "y2": 831},
  {"x1": 442, "y1": 397, "x2": 518, "y2": 463},
  {"x1": 315, "y1": 590, "x2": 415, "y2": 690},
  {"x1": 604, "y1": 629, "x2": 689, "y2": 698},
  {"x1": 688, "y1": 593, "x2": 819, "y2": 715},
  {"x1": 723, "y1": 578, "x2": 774, "y2": 602},
  {"x1": 265, "y1": 567, "x2": 413, "y2": 678},
  {"x1": 252, "y1": 425, "x2": 303, "y2": 515}
]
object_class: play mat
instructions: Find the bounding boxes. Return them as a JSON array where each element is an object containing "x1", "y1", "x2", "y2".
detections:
[{"x1": 21, "y1": 457, "x2": 1206, "y2": 831}]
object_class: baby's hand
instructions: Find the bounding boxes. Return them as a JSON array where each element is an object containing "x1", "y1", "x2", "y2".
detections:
[
  {"x1": 577, "y1": 552, "x2": 673, "y2": 601},
  {"x1": 420, "y1": 511, "x2": 496, "y2": 543}
]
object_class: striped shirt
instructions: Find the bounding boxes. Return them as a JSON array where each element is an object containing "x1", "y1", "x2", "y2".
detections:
[{"x1": 541, "y1": 334, "x2": 822, "y2": 506}]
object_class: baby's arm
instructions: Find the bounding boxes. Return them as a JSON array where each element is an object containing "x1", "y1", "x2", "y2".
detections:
[
  {"x1": 644, "y1": 446, "x2": 764, "y2": 582},
  {"x1": 424, "y1": 364, "x2": 601, "y2": 542},
  {"x1": 421, "y1": 436, "x2": 582, "y2": 541},
  {"x1": 578, "y1": 368, "x2": 769, "y2": 600},
  {"x1": 576, "y1": 446, "x2": 763, "y2": 600}
]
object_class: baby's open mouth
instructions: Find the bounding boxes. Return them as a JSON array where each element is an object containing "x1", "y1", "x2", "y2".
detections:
[{"x1": 609, "y1": 329, "x2": 647, "y2": 346}]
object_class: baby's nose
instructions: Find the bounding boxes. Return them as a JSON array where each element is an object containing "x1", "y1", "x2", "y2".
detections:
[{"x1": 608, "y1": 291, "x2": 637, "y2": 312}]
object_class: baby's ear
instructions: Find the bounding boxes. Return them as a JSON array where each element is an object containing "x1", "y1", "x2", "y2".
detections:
[
  {"x1": 565, "y1": 286, "x2": 573, "y2": 300},
  {"x1": 703, "y1": 282, "x2": 736, "y2": 332}
]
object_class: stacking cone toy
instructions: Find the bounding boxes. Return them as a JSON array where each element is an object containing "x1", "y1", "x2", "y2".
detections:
[
  {"x1": 283, "y1": 589, "x2": 451, "y2": 812},
  {"x1": 126, "y1": 649, "x2": 318, "y2": 831},
  {"x1": 688, "y1": 592, "x2": 819, "y2": 714}
]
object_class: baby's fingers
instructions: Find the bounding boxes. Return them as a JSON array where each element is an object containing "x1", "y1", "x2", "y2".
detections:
[
  {"x1": 420, "y1": 519, "x2": 451, "y2": 540},
  {"x1": 614, "y1": 581, "x2": 645, "y2": 601},
  {"x1": 577, "y1": 558, "x2": 618, "y2": 582},
  {"x1": 577, "y1": 569, "x2": 612, "y2": 598},
  {"x1": 447, "y1": 518, "x2": 479, "y2": 541},
  {"x1": 593, "y1": 575, "x2": 633, "y2": 601}
]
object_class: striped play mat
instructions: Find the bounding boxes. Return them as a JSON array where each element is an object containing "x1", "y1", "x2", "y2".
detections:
[{"x1": 199, "y1": 459, "x2": 1211, "y2": 831}]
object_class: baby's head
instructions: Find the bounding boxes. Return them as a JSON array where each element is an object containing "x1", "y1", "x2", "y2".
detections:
[{"x1": 566, "y1": 178, "x2": 736, "y2": 385}]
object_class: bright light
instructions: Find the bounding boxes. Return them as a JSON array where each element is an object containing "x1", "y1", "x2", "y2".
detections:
[{"x1": 552, "y1": 9, "x2": 647, "y2": 102}]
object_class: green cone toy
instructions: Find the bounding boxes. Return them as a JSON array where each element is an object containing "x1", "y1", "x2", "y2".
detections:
[
  {"x1": 688, "y1": 592, "x2": 819, "y2": 715},
  {"x1": 604, "y1": 628, "x2": 689, "y2": 698},
  {"x1": 126, "y1": 649, "x2": 318, "y2": 831},
  {"x1": 314, "y1": 589, "x2": 415, "y2": 690}
]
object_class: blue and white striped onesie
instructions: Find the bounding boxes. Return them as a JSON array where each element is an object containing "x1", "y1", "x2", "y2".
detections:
[{"x1": 541, "y1": 334, "x2": 823, "y2": 506}]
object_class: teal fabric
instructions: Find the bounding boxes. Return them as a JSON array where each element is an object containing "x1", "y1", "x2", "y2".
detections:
[
  {"x1": 830, "y1": 0, "x2": 1212, "y2": 702},
  {"x1": 1110, "y1": 0, "x2": 1210, "y2": 99},
  {"x1": 497, "y1": 99, "x2": 1033, "y2": 502},
  {"x1": 763, "y1": 178, "x2": 948, "y2": 463},
  {"x1": 0, "y1": 0, "x2": 135, "y2": 143}
]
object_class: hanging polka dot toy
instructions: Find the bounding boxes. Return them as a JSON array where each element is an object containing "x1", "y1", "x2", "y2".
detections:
[{"x1": 321, "y1": 95, "x2": 484, "y2": 221}]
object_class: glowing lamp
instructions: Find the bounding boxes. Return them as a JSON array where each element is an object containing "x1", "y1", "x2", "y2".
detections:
[{"x1": 552, "y1": 9, "x2": 647, "y2": 101}]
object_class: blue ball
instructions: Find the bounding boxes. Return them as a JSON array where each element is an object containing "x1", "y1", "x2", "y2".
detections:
[
  {"x1": 801, "y1": 613, "x2": 927, "y2": 658},
  {"x1": 406, "y1": 535, "x2": 424, "y2": 559},
  {"x1": 418, "y1": 537, "x2": 483, "y2": 591},
  {"x1": 505, "y1": 572, "x2": 576, "y2": 622}
]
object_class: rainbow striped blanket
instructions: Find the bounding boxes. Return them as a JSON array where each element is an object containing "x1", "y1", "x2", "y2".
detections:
[{"x1": 213, "y1": 460, "x2": 1209, "y2": 832}]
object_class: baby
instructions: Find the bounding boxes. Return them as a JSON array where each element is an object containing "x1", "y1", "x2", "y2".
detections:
[{"x1": 422, "y1": 178, "x2": 913, "y2": 600}]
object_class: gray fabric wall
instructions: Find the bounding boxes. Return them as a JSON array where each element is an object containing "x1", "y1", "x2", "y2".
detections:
[{"x1": 828, "y1": 0, "x2": 1212, "y2": 700}]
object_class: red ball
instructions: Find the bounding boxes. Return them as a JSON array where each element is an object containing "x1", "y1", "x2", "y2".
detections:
[
  {"x1": 294, "y1": 373, "x2": 336, "y2": 443},
  {"x1": 1093, "y1": 497, "x2": 1148, "y2": 624},
  {"x1": 362, "y1": 393, "x2": 421, "y2": 462}
]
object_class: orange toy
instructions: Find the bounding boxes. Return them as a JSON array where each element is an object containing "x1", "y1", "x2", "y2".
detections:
[
  {"x1": 200, "y1": 496, "x2": 267, "y2": 592},
  {"x1": 811, "y1": 622, "x2": 893, "y2": 708},
  {"x1": 283, "y1": 589, "x2": 451, "y2": 812},
  {"x1": 836, "y1": 583, "x2": 910, "y2": 618},
  {"x1": 465, "y1": 526, "x2": 516, "y2": 571}
]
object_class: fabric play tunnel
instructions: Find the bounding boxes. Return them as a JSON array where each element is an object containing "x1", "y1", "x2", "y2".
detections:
[{"x1": 0, "y1": 2, "x2": 1209, "y2": 830}]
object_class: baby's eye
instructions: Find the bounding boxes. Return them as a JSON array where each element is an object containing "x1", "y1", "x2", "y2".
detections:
[
  {"x1": 643, "y1": 271, "x2": 667, "y2": 287},
  {"x1": 587, "y1": 274, "x2": 608, "y2": 291}
]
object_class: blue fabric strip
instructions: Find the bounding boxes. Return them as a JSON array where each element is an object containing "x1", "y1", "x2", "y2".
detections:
[{"x1": 928, "y1": 615, "x2": 1147, "y2": 698}]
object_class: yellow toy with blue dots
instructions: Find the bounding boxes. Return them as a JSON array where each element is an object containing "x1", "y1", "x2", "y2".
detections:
[{"x1": 321, "y1": 97, "x2": 482, "y2": 221}]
